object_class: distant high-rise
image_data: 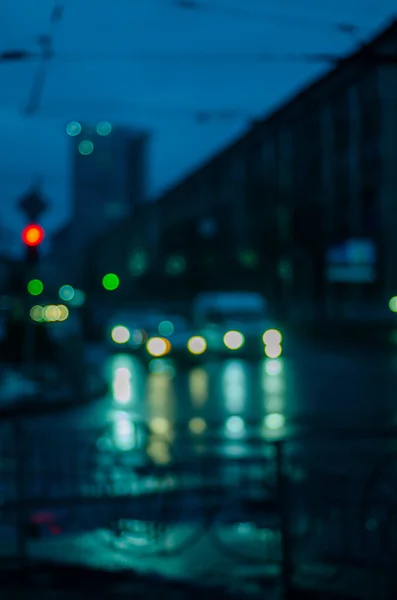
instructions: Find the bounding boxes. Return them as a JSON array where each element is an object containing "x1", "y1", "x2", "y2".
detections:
[
  {"x1": 71, "y1": 121, "x2": 148, "y2": 245},
  {"x1": 49, "y1": 121, "x2": 148, "y2": 285}
]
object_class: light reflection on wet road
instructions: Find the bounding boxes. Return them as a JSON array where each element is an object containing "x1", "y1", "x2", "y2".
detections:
[{"x1": 27, "y1": 345, "x2": 397, "y2": 439}]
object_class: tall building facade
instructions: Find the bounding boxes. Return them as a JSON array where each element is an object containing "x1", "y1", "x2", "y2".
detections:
[
  {"x1": 85, "y1": 20, "x2": 397, "y2": 321},
  {"x1": 71, "y1": 121, "x2": 148, "y2": 248},
  {"x1": 50, "y1": 122, "x2": 148, "y2": 285}
]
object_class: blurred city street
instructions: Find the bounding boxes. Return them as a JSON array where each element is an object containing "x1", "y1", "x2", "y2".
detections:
[
  {"x1": 1, "y1": 337, "x2": 396, "y2": 597},
  {"x1": 2, "y1": 1, "x2": 397, "y2": 596},
  {"x1": 26, "y1": 338, "x2": 397, "y2": 435}
]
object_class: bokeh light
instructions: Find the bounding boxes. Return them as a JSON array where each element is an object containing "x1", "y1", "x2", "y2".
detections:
[
  {"x1": 264, "y1": 413, "x2": 286, "y2": 430},
  {"x1": 265, "y1": 359, "x2": 283, "y2": 375},
  {"x1": 112, "y1": 367, "x2": 131, "y2": 404},
  {"x1": 44, "y1": 305, "x2": 61, "y2": 322},
  {"x1": 31, "y1": 305, "x2": 69, "y2": 323},
  {"x1": 111, "y1": 325, "x2": 130, "y2": 344},
  {"x1": 57, "y1": 305, "x2": 69, "y2": 322},
  {"x1": 389, "y1": 297, "x2": 397, "y2": 312},
  {"x1": 78, "y1": 140, "x2": 94, "y2": 155},
  {"x1": 225, "y1": 415, "x2": 246, "y2": 437},
  {"x1": 158, "y1": 320, "x2": 174, "y2": 337},
  {"x1": 59, "y1": 285, "x2": 75, "y2": 301},
  {"x1": 149, "y1": 417, "x2": 171, "y2": 436},
  {"x1": 187, "y1": 336, "x2": 207, "y2": 355},
  {"x1": 22, "y1": 224, "x2": 44, "y2": 246},
  {"x1": 146, "y1": 337, "x2": 171, "y2": 357},
  {"x1": 147, "y1": 439, "x2": 172, "y2": 465},
  {"x1": 165, "y1": 254, "x2": 186, "y2": 275},
  {"x1": 223, "y1": 331, "x2": 245, "y2": 350},
  {"x1": 130, "y1": 329, "x2": 144, "y2": 346},
  {"x1": 102, "y1": 273, "x2": 119, "y2": 290},
  {"x1": 188, "y1": 417, "x2": 207, "y2": 435},
  {"x1": 113, "y1": 413, "x2": 136, "y2": 451},
  {"x1": 27, "y1": 279, "x2": 43, "y2": 296},
  {"x1": 30, "y1": 305, "x2": 44, "y2": 322},
  {"x1": 129, "y1": 250, "x2": 149, "y2": 276},
  {"x1": 66, "y1": 121, "x2": 81, "y2": 136},
  {"x1": 96, "y1": 121, "x2": 112, "y2": 136},
  {"x1": 263, "y1": 329, "x2": 282, "y2": 345},
  {"x1": 69, "y1": 289, "x2": 85, "y2": 307},
  {"x1": 264, "y1": 344, "x2": 282, "y2": 358}
]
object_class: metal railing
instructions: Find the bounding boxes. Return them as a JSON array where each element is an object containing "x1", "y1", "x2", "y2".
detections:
[{"x1": 1, "y1": 422, "x2": 397, "y2": 597}]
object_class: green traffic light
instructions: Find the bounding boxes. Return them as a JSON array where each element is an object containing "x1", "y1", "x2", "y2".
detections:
[
  {"x1": 102, "y1": 273, "x2": 119, "y2": 291},
  {"x1": 27, "y1": 279, "x2": 44, "y2": 296}
]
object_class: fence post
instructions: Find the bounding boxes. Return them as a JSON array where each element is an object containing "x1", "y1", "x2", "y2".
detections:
[
  {"x1": 14, "y1": 420, "x2": 27, "y2": 567},
  {"x1": 275, "y1": 440, "x2": 293, "y2": 599}
]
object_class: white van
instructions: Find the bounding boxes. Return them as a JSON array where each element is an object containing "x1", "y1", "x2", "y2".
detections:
[{"x1": 193, "y1": 292, "x2": 270, "y2": 350}]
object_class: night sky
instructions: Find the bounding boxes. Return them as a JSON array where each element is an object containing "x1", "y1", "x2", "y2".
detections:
[{"x1": 0, "y1": 0, "x2": 395, "y2": 242}]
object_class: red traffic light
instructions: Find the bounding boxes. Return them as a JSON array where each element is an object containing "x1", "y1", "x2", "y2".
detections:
[{"x1": 22, "y1": 224, "x2": 45, "y2": 246}]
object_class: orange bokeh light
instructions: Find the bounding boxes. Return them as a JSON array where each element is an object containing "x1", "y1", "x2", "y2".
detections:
[{"x1": 22, "y1": 224, "x2": 45, "y2": 246}]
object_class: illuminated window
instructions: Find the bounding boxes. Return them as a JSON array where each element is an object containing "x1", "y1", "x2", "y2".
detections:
[
  {"x1": 66, "y1": 121, "x2": 81, "y2": 136},
  {"x1": 166, "y1": 255, "x2": 186, "y2": 276},
  {"x1": 129, "y1": 250, "x2": 148, "y2": 276},
  {"x1": 96, "y1": 121, "x2": 112, "y2": 136},
  {"x1": 78, "y1": 140, "x2": 94, "y2": 155}
]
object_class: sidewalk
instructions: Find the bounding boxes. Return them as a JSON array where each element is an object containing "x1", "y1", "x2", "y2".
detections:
[
  {"x1": 0, "y1": 365, "x2": 107, "y2": 419},
  {"x1": 0, "y1": 524, "x2": 392, "y2": 599}
]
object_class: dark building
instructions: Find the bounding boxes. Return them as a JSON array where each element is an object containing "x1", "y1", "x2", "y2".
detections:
[
  {"x1": 50, "y1": 122, "x2": 148, "y2": 286},
  {"x1": 85, "y1": 19, "x2": 397, "y2": 322}
]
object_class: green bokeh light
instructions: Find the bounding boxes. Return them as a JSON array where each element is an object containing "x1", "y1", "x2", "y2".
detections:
[
  {"x1": 158, "y1": 320, "x2": 174, "y2": 337},
  {"x1": 102, "y1": 273, "x2": 120, "y2": 291},
  {"x1": 27, "y1": 279, "x2": 44, "y2": 296},
  {"x1": 66, "y1": 121, "x2": 81, "y2": 136},
  {"x1": 96, "y1": 121, "x2": 112, "y2": 136},
  {"x1": 78, "y1": 140, "x2": 94, "y2": 155},
  {"x1": 389, "y1": 296, "x2": 397, "y2": 312}
]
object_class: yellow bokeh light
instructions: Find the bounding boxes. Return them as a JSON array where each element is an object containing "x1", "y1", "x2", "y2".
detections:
[
  {"x1": 149, "y1": 417, "x2": 171, "y2": 435},
  {"x1": 263, "y1": 329, "x2": 282, "y2": 345},
  {"x1": 188, "y1": 417, "x2": 207, "y2": 435},
  {"x1": 111, "y1": 325, "x2": 130, "y2": 344},
  {"x1": 146, "y1": 337, "x2": 170, "y2": 357},
  {"x1": 187, "y1": 336, "x2": 207, "y2": 355},
  {"x1": 44, "y1": 305, "x2": 61, "y2": 322},
  {"x1": 223, "y1": 330, "x2": 245, "y2": 350},
  {"x1": 264, "y1": 343, "x2": 282, "y2": 358},
  {"x1": 30, "y1": 305, "x2": 44, "y2": 322},
  {"x1": 147, "y1": 439, "x2": 172, "y2": 465},
  {"x1": 57, "y1": 305, "x2": 69, "y2": 322}
]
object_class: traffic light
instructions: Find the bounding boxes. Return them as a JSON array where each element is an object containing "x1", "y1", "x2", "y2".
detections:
[
  {"x1": 22, "y1": 224, "x2": 45, "y2": 246},
  {"x1": 22, "y1": 224, "x2": 44, "y2": 267}
]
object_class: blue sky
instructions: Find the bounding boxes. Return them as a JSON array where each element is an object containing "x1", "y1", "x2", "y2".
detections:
[{"x1": 0, "y1": 0, "x2": 395, "y2": 241}]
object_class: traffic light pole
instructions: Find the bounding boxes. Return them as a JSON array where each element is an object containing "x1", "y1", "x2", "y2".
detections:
[{"x1": 22, "y1": 245, "x2": 40, "y2": 377}]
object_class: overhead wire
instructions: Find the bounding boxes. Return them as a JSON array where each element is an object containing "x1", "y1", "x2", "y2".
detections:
[
  {"x1": 24, "y1": 4, "x2": 64, "y2": 115},
  {"x1": 172, "y1": 0, "x2": 361, "y2": 34},
  {"x1": 0, "y1": 49, "x2": 357, "y2": 64}
]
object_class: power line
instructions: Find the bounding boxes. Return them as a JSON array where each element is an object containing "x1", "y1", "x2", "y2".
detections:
[
  {"x1": 0, "y1": 49, "x2": 346, "y2": 64},
  {"x1": 3, "y1": 46, "x2": 396, "y2": 66},
  {"x1": 24, "y1": 4, "x2": 64, "y2": 115},
  {"x1": 173, "y1": 0, "x2": 361, "y2": 34}
]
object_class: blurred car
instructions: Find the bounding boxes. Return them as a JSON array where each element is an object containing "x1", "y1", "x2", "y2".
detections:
[{"x1": 192, "y1": 291, "x2": 281, "y2": 355}]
